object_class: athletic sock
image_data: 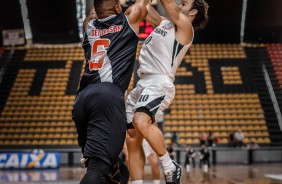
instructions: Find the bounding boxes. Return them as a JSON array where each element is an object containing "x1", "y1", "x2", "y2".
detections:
[
  {"x1": 153, "y1": 180, "x2": 161, "y2": 184},
  {"x1": 131, "y1": 180, "x2": 143, "y2": 184},
  {"x1": 159, "y1": 151, "x2": 176, "y2": 173}
]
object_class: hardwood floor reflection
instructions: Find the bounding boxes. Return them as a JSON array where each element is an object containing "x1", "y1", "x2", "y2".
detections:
[{"x1": 0, "y1": 164, "x2": 281, "y2": 184}]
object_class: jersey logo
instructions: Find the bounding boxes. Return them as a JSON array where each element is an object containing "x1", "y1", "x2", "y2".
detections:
[
  {"x1": 162, "y1": 22, "x2": 173, "y2": 30},
  {"x1": 89, "y1": 39, "x2": 111, "y2": 71}
]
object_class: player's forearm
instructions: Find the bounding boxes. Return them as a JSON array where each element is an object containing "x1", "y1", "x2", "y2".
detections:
[
  {"x1": 159, "y1": 0, "x2": 176, "y2": 8},
  {"x1": 159, "y1": 0, "x2": 180, "y2": 21},
  {"x1": 145, "y1": 4, "x2": 161, "y2": 27},
  {"x1": 135, "y1": 0, "x2": 151, "y2": 8},
  {"x1": 83, "y1": 8, "x2": 97, "y2": 32},
  {"x1": 88, "y1": 8, "x2": 97, "y2": 17}
]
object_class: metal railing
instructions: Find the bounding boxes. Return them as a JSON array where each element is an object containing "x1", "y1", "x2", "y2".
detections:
[{"x1": 262, "y1": 63, "x2": 282, "y2": 131}]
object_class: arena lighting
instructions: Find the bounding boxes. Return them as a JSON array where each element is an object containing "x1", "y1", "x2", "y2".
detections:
[
  {"x1": 240, "y1": 0, "x2": 248, "y2": 43},
  {"x1": 139, "y1": 21, "x2": 154, "y2": 40},
  {"x1": 139, "y1": 33, "x2": 149, "y2": 39},
  {"x1": 76, "y1": 0, "x2": 86, "y2": 39},
  {"x1": 19, "y1": 0, "x2": 32, "y2": 42}
]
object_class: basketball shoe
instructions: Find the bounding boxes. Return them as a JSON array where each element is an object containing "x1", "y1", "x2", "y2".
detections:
[{"x1": 164, "y1": 160, "x2": 182, "y2": 184}]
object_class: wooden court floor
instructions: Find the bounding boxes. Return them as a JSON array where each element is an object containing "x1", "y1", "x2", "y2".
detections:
[{"x1": 0, "y1": 164, "x2": 281, "y2": 184}]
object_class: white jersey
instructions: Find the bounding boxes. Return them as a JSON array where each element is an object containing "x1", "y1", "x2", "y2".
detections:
[{"x1": 138, "y1": 20, "x2": 194, "y2": 80}]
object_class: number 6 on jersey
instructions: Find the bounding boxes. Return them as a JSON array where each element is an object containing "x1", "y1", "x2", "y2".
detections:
[{"x1": 89, "y1": 39, "x2": 110, "y2": 71}]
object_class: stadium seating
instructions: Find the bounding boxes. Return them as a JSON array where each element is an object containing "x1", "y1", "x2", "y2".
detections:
[
  {"x1": 267, "y1": 44, "x2": 282, "y2": 90},
  {"x1": 0, "y1": 46, "x2": 137, "y2": 147},
  {"x1": 0, "y1": 44, "x2": 281, "y2": 147},
  {"x1": 164, "y1": 44, "x2": 271, "y2": 145},
  {"x1": 0, "y1": 47, "x2": 82, "y2": 146}
]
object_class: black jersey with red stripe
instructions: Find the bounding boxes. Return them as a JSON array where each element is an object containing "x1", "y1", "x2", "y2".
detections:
[{"x1": 78, "y1": 13, "x2": 139, "y2": 94}]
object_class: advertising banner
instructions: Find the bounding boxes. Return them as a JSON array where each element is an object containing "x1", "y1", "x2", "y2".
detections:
[{"x1": 0, "y1": 153, "x2": 60, "y2": 169}]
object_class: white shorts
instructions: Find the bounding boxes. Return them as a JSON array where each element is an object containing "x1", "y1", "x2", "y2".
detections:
[
  {"x1": 142, "y1": 139, "x2": 155, "y2": 158},
  {"x1": 126, "y1": 74, "x2": 175, "y2": 123}
]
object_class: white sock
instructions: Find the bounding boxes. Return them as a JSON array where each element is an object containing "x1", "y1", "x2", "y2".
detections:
[
  {"x1": 153, "y1": 180, "x2": 161, "y2": 184},
  {"x1": 131, "y1": 180, "x2": 143, "y2": 184},
  {"x1": 159, "y1": 151, "x2": 176, "y2": 173},
  {"x1": 186, "y1": 165, "x2": 190, "y2": 172}
]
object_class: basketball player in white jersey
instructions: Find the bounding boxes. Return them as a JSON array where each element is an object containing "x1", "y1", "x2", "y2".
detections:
[{"x1": 126, "y1": 0, "x2": 209, "y2": 183}]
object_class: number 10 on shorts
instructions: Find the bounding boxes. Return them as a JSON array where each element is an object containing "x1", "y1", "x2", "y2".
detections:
[{"x1": 138, "y1": 95, "x2": 149, "y2": 102}]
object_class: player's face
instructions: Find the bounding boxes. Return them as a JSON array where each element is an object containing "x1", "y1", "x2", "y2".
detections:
[{"x1": 178, "y1": 0, "x2": 196, "y2": 16}]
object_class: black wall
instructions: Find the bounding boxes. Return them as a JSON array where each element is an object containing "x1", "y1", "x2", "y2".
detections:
[
  {"x1": 26, "y1": 0, "x2": 80, "y2": 44},
  {"x1": 0, "y1": 0, "x2": 24, "y2": 46},
  {"x1": 193, "y1": 0, "x2": 243, "y2": 43},
  {"x1": 244, "y1": 0, "x2": 282, "y2": 43},
  {"x1": 1, "y1": 0, "x2": 282, "y2": 45}
]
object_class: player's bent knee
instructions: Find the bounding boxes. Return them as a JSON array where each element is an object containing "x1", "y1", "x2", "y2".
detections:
[
  {"x1": 133, "y1": 114, "x2": 151, "y2": 132},
  {"x1": 127, "y1": 128, "x2": 138, "y2": 139},
  {"x1": 126, "y1": 129, "x2": 143, "y2": 145}
]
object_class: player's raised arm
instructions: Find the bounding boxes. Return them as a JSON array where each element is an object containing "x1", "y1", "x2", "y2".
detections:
[
  {"x1": 125, "y1": 0, "x2": 150, "y2": 33},
  {"x1": 83, "y1": 8, "x2": 97, "y2": 32},
  {"x1": 145, "y1": 4, "x2": 166, "y2": 28},
  {"x1": 159, "y1": 0, "x2": 191, "y2": 28},
  {"x1": 159, "y1": 0, "x2": 208, "y2": 44}
]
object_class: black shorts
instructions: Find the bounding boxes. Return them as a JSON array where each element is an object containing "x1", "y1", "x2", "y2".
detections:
[{"x1": 72, "y1": 82, "x2": 127, "y2": 166}]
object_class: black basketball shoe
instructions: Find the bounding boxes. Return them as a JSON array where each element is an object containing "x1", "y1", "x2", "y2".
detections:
[{"x1": 164, "y1": 160, "x2": 182, "y2": 184}]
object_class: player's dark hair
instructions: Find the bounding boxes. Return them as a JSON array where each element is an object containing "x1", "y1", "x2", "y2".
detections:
[
  {"x1": 191, "y1": 0, "x2": 209, "y2": 30},
  {"x1": 93, "y1": 0, "x2": 119, "y2": 14}
]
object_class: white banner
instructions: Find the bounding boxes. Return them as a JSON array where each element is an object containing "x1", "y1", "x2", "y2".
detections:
[{"x1": 2, "y1": 29, "x2": 25, "y2": 46}]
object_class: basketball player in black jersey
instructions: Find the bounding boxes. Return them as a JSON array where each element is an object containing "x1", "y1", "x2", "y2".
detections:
[{"x1": 72, "y1": 0, "x2": 149, "y2": 183}]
